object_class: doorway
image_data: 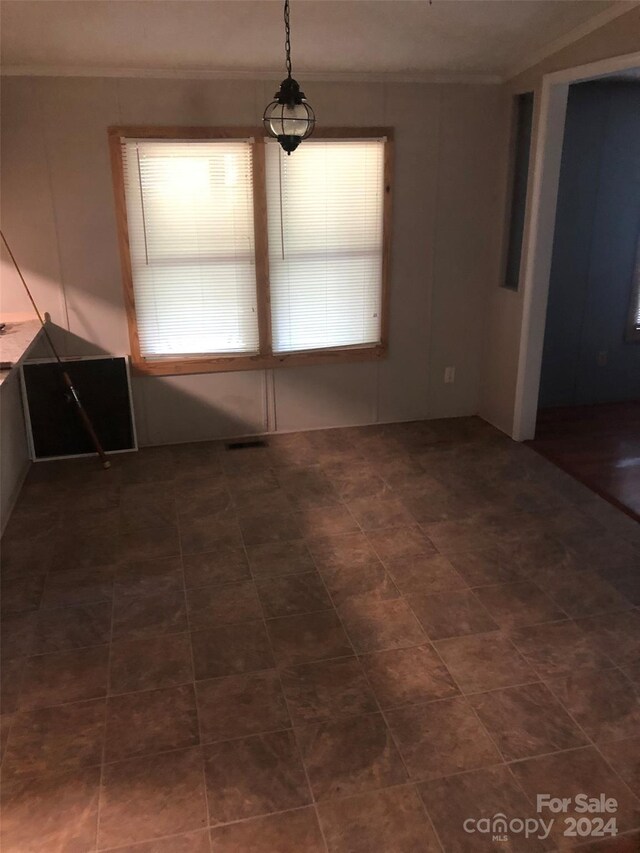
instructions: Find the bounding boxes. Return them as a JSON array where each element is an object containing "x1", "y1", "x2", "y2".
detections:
[{"x1": 511, "y1": 53, "x2": 640, "y2": 520}]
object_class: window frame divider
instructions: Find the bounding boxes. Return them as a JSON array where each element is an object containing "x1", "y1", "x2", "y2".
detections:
[
  {"x1": 109, "y1": 127, "x2": 144, "y2": 367},
  {"x1": 381, "y1": 132, "x2": 394, "y2": 352},
  {"x1": 252, "y1": 136, "x2": 273, "y2": 356}
]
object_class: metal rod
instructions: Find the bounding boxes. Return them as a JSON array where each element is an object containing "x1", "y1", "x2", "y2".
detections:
[{"x1": 1, "y1": 229, "x2": 111, "y2": 469}]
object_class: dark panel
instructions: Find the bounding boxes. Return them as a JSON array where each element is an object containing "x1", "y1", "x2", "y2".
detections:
[{"x1": 23, "y1": 357, "x2": 135, "y2": 459}]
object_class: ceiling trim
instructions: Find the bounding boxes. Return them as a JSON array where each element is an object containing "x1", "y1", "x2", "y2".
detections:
[
  {"x1": 505, "y1": 0, "x2": 640, "y2": 81},
  {"x1": 0, "y1": 65, "x2": 503, "y2": 85}
]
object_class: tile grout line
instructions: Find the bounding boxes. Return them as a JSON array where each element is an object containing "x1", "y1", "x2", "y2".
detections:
[
  {"x1": 94, "y1": 557, "x2": 116, "y2": 852},
  {"x1": 188, "y1": 486, "x2": 636, "y2": 824},
  {"x1": 409, "y1": 626, "x2": 515, "y2": 780},
  {"x1": 496, "y1": 669, "x2": 640, "y2": 837},
  {"x1": 290, "y1": 502, "x2": 440, "y2": 843},
  {"x1": 503, "y1": 616, "x2": 621, "y2": 682},
  {"x1": 358, "y1": 645, "x2": 449, "y2": 852},
  {"x1": 331, "y1": 524, "x2": 452, "y2": 853},
  {"x1": 238, "y1": 512, "x2": 332, "y2": 853},
  {"x1": 531, "y1": 672, "x2": 640, "y2": 814},
  {"x1": 385, "y1": 481, "x2": 640, "y2": 834},
  {"x1": 400, "y1": 619, "x2": 596, "y2": 833},
  {"x1": 302, "y1": 529, "x2": 450, "y2": 850},
  {"x1": 10, "y1": 672, "x2": 637, "y2": 785},
  {"x1": 175, "y1": 468, "x2": 214, "y2": 839}
]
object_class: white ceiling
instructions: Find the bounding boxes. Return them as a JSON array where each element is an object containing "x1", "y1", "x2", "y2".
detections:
[{"x1": 0, "y1": 0, "x2": 632, "y2": 82}]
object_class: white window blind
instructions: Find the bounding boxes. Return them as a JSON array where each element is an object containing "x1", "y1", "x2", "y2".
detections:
[
  {"x1": 265, "y1": 138, "x2": 385, "y2": 354},
  {"x1": 122, "y1": 139, "x2": 259, "y2": 358}
]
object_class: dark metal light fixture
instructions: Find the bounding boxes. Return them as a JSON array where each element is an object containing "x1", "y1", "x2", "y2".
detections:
[{"x1": 263, "y1": 0, "x2": 315, "y2": 154}]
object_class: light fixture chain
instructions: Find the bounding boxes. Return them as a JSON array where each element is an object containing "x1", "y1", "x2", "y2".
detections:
[
  {"x1": 263, "y1": 0, "x2": 314, "y2": 152},
  {"x1": 284, "y1": 0, "x2": 292, "y2": 78}
]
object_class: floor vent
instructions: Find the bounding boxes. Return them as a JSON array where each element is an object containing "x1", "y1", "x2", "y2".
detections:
[{"x1": 226, "y1": 439, "x2": 268, "y2": 450}]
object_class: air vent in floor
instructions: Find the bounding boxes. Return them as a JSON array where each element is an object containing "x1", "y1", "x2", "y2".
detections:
[{"x1": 226, "y1": 439, "x2": 268, "y2": 450}]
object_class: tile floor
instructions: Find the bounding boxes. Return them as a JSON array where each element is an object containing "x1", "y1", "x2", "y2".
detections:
[{"x1": 1, "y1": 416, "x2": 639, "y2": 852}]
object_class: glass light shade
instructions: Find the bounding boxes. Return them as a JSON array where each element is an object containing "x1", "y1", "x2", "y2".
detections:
[
  {"x1": 266, "y1": 101, "x2": 313, "y2": 137},
  {"x1": 263, "y1": 76, "x2": 315, "y2": 154}
]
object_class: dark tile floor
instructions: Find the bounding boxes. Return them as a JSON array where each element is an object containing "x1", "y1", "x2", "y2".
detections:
[{"x1": 1, "y1": 416, "x2": 639, "y2": 852}]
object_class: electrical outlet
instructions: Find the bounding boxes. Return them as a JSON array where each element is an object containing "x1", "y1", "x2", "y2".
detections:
[
  {"x1": 597, "y1": 351, "x2": 608, "y2": 366},
  {"x1": 444, "y1": 366, "x2": 456, "y2": 384}
]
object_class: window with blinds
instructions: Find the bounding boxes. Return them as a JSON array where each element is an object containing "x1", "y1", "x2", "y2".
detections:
[
  {"x1": 121, "y1": 139, "x2": 259, "y2": 357},
  {"x1": 110, "y1": 128, "x2": 392, "y2": 375},
  {"x1": 265, "y1": 138, "x2": 385, "y2": 353}
]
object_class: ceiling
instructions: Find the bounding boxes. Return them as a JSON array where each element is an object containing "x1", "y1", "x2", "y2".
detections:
[{"x1": 0, "y1": 0, "x2": 631, "y2": 82}]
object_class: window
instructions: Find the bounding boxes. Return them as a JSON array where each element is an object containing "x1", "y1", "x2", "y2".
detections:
[
  {"x1": 503, "y1": 92, "x2": 534, "y2": 291},
  {"x1": 627, "y1": 234, "x2": 640, "y2": 343},
  {"x1": 266, "y1": 139, "x2": 384, "y2": 354},
  {"x1": 121, "y1": 139, "x2": 258, "y2": 357},
  {"x1": 109, "y1": 127, "x2": 392, "y2": 375}
]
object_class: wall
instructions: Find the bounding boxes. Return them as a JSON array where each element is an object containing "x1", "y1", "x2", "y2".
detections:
[
  {"x1": 1, "y1": 75, "x2": 508, "y2": 445},
  {"x1": 479, "y1": 5, "x2": 640, "y2": 435},
  {"x1": 539, "y1": 80, "x2": 640, "y2": 408}
]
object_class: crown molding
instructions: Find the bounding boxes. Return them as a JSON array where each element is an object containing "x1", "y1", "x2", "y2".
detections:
[
  {"x1": 0, "y1": 64, "x2": 503, "y2": 85},
  {"x1": 505, "y1": 0, "x2": 640, "y2": 81}
]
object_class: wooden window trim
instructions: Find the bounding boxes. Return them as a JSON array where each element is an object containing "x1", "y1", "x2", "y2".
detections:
[{"x1": 108, "y1": 126, "x2": 393, "y2": 376}]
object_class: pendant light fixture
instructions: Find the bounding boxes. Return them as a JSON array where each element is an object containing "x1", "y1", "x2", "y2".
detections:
[{"x1": 263, "y1": 0, "x2": 315, "y2": 154}]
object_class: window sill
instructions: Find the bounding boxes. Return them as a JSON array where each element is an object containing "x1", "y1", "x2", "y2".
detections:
[{"x1": 131, "y1": 344, "x2": 387, "y2": 376}]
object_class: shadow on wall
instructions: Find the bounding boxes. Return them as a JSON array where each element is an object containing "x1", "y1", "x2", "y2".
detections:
[
  {"x1": 26, "y1": 324, "x2": 269, "y2": 449},
  {"x1": 4, "y1": 212, "x2": 406, "y2": 438},
  {"x1": 27, "y1": 325, "x2": 396, "y2": 449},
  {"x1": 3, "y1": 225, "x2": 389, "y2": 442},
  {"x1": 4, "y1": 254, "x2": 391, "y2": 445}
]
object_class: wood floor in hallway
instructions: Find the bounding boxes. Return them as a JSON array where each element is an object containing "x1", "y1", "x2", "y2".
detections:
[{"x1": 527, "y1": 401, "x2": 640, "y2": 523}]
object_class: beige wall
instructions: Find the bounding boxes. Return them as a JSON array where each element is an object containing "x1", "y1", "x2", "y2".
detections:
[
  {"x1": 1, "y1": 75, "x2": 508, "y2": 445},
  {"x1": 479, "y1": 6, "x2": 640, "y2": 436}
]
